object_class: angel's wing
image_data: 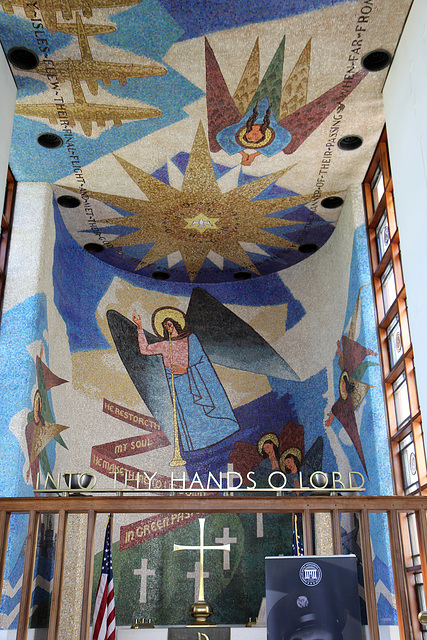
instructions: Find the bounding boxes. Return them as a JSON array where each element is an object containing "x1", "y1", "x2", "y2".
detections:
[
  {"x1": 205, "y1": 38, "x2": 243, "y2": 152},
  {"x1": 106, "y1": 310, "x2": 173, "y2": 444},
  {"x1": 229, "y1": 441, "x2": 261, "y2": 484},
  {"x1": 279, "y1": 70, "x2": 367, "y2": 154},
  {"x1": 36, "y1": 356, "x2": 68, "y2": 449},
  {"x1": 301, "y1": 436, "x2": 324, "y2": 479},
  {"x1": 278, "y1": 420, "x2": 304, "y2": 457},
  {"x1": 186, "y1": 287, "x2": 300, "y2": 381}
]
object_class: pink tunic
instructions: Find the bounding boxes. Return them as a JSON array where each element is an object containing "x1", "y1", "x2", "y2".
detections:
[{"x1": 137, "y1": 329, "x2": 189, "y2": 374}]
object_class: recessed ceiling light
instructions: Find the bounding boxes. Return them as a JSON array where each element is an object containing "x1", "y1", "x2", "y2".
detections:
[
  {"x1": 362, "y1": 49, "x2": 392, "y2": 72},
  {"x1": 7, "y1": 46, "x2": 39, "y2": 70},
  {"x1": 298, "y1": 243, "x2": 318, "y2": 254},
  {"x1": 57, "y1": 195, "x2": 81, "y2": 208},
  {"x1": 37, "y1": 133, "x2": 63, "y2": 149},
  {"x1": 152, "y1": 271, "x2": 170, "y2": 280},
  {"x1": 84, "y1": 243, "x2": 105, "y2": 253},
  {"x1": 233, "y1": 271, "x2": 252, "y2": 280},
  {"x1": 338, "y1": 135, "x2": 363, "y2": 151},
  {"x1": 321, "y1": 196, "x2": 344, "y2": 209}
]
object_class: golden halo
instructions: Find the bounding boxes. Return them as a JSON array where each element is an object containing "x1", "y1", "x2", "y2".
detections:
[
  {"x1": 235, "y1": 126, "x2": 275, "y2": 149},
  {"x1": 257, "y1": 433, "x2": 279, "y2": 456},
  {"x1": 33, "y1": 389, "x2": 42, "y2": 409},
  {"x1": 279, "y1": 447, "x2": 302, "y2": 472},
  {"x1": 339, "y1": 370, "x2": 350, "y2": 400},
  {"x1": 152, "y1": 307, "x2": 187, "y2": 338}
]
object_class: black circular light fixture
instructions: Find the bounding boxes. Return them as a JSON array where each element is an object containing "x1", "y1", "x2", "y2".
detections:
[
  {"x1": 57, "y1": 195, "x2": 81, "y2": 208},
  {"x1": 8, "y1": 46, "x2": 39, "y2": 70},
  {"x1": 298, "y1": 243, "x2": 318, "y2": 254},
  {"x1": 152, "y1": 271, "x2": 170, "y2": 280},
  {"x1": 321, "y1": 196, "x2": 344, "y2": 209},
  {"x1": 37, "y1": 133, "x2": 63, "y2": 149},
  {"x1": 362, "y1": 49, "x2": 392, "y2": 72},
  {"x1": 233, "y1": 271, "x2": 252, "y2": 280},
  {"x1": 84, "y1": 243, "x2": 105, "y2": 253},
  {"x1": 337, "y1": 135, "x2": 363, "y2": 151}
]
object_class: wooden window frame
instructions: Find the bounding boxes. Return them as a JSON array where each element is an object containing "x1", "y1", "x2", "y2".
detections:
[
  {"x1": 363, "y1": 127, "x2": 426, "y2": 637},
  {"x1": 363, "y1": 128, "x2": 424, "y2": 490}
]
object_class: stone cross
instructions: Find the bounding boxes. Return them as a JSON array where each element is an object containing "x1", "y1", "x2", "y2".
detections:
[
  {"x1": 256, "y1": 512, "x2": 264, "y2": 538},
  {"x1": 134, "y1": 558, "x2": 155, "y2": 603},
  {"x1": 215, "y1": 528, "x2": 237, "y2": 570},
  {"x1": 186, "y1": 562, "x2": 209, "y2": 601}
]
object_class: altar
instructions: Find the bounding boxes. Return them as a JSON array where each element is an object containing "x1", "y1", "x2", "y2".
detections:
[
  {"x1": 0, "y1": 624, "x2": 401, "y2": 640},
  {"x1": 112, "y1": 627, "x2": 400, "y2": 640},
  {"x1": 115, "y1": 628, "x2": 265, "y2": 640}
]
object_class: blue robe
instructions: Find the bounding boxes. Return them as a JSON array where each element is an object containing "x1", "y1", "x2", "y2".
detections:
[
  {"x1": 166, "y1": 334, "x2": 239, "y2": 451},
  {"x1": 252, "y1": 456, "x2": 279, "y2": 489}
]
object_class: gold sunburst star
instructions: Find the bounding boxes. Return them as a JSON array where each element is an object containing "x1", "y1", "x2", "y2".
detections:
[{"x1": 76, "y1": 122, "x2": 317, "y2": 281}]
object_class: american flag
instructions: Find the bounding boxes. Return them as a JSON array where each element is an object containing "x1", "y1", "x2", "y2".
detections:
[
  {"x1": 92, "y1": 517, "x2": 116, "y2": 640},
  {"x1": 292, "y1": 514, "x2": 304, "y2": 556}
]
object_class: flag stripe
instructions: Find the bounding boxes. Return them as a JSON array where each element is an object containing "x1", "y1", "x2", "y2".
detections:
[
  {"x1": 92, "y1": 518, "x2": 116, "y2": 640},
  {"x1": 292, "y1": 514, "x2": 304, "y2": 556}
]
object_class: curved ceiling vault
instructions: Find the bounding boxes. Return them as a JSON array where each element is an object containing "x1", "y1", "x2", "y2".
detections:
[{"x1": 2, "y1": 0, "x2": 412, "y2": 283}]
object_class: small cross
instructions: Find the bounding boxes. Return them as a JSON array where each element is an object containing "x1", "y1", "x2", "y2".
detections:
[
  {"x1": 215, "y1": 528, "x2": 237, "y2": 570},
  {"x1": 186, "y1": 562, "x2": 209, "y2": 601},
  {"x1": 134, "y1": 558, "x2": 155, "y2": 603},
  {"x1": 173, "y1": 518, "x2": 230, "y2": 602},
  {"x1": 256, "y1": 512, "x2": 264, "y2": 538}
]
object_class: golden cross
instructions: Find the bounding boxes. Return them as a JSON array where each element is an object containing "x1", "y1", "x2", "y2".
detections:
[{"x1": 173, "y1": 518, "x2": 230, "y2": 602}]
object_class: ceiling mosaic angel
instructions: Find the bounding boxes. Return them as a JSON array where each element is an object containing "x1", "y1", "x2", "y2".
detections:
[
  {"x1": 325, "y1": 286, "x2": 378, "y2": 475},
  {"x1": 205, "y1": 36, "x2": 366, "y2": 166}
]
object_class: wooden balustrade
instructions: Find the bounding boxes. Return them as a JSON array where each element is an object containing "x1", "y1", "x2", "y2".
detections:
[{"x1": 0, "y1": 494, "x2": 426, "y2": 640}]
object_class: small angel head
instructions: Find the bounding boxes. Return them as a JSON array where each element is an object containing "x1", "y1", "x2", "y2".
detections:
[
  {"x1": 161, "y1": 317, "x2": 184, "y2": 339},
  {"x1": 243, "y1": 103, "x2": 271, "y2": 144},
  {"x1": 33, "y1": 390, "x2": 42, "y2": 424},
  {"x1": 280, "y1": 447, "x2": 302, "y2": 474},
  {"x1": 257, "y1": 433, "x2": 279, "y2": 459},
  {"x1": 152, "y1": 306, "x2": 188, "y2": 339}
]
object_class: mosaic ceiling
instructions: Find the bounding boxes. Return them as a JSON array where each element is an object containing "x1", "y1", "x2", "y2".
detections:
[{"x1": 2, "y1": 0, "x2": 413, "y2": 283}]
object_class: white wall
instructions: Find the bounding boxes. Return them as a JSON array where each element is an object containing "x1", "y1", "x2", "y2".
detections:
[
  {"x1": 383, "y1": 0, "x2": 427, "y2": 420},
  {"x1": 0, "y1": 45, "x2": 17, "y2": 208}
]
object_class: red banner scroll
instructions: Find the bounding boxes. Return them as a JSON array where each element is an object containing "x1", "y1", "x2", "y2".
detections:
[
  {"x1": 91, "y1": 434, "x2": 171, "y2": 489},
  {"x1": 93, "y1": 399, "x2": 210, "y2": 550},
  {"x1": 102, "y1": 398, "x2": 161, "y2": 432},
  {"x1": 92, "y1": 400, "x2": 171, "y2": 487},
  {"x1": 120, "y1": 512, "x2": 206, "y2": 551}
]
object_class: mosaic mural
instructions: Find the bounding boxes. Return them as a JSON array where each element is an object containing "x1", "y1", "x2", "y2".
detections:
[
  {"x1": 0, "y1": 0, "x2": 414, "y2": 632},
  {"x1": 1, "y1": 0, "x2": 413, "y2": 280},
  {"x1": 0, "y1": 192, "x2": 397, "y2": 628}
]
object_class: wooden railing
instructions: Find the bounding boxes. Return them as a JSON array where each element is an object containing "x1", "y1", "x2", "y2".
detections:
[{"x1": 1, "y1": 494, "x2": 427, "y2": 640}]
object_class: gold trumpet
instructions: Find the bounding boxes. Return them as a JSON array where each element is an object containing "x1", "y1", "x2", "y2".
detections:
[{"x1": 168, "y1": 332, "x2": 186, "y2": 467}]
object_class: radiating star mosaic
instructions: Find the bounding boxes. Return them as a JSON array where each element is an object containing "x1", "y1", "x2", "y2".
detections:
[{"x1": 72, "y1": 123, "x2": 319, "y2": 281}]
